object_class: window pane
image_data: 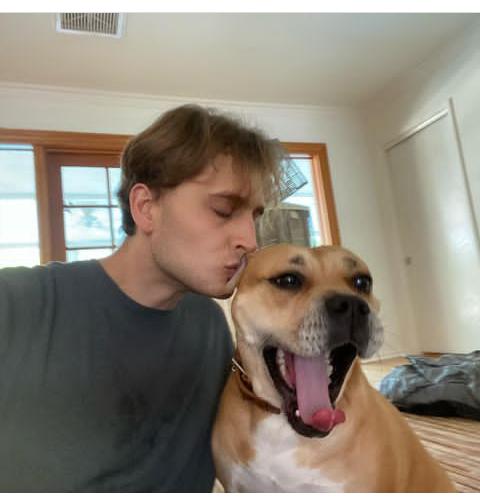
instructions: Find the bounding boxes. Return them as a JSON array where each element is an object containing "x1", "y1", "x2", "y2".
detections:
[
  {"x1": 0, "y1": 199, "x2": 39, "y2": 244},
  {"x1": 112, "y1": 208, "x2": 126, "y2": 246},
  {"x1": 108, "y1": 167, "x2": 121, "y2": 205},
  {"x1": 66, "y1": 248, "x2": 113, "y2": 262},
  {"x1": 61, "y1": 166, "x2": 109, "y2": 206},
  {"x1": 0, "y1": 146, "x2": 40, "y2": 269},
  {"x1": 284, "y1": 157, "x2": 324, "y2": 246},
  {"x1": 64, "y1": 207, "x2": 112, "y2": 248},
  {"x1": 0, "y1": 247, "x2": 41, "y2": 268},
  {"x1": 0, "y1": 148, "x2": 37, "y2": 194}
]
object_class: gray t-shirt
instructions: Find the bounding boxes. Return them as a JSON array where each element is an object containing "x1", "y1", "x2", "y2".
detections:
[{"x1": 0, "y1": 260, "x2": 233, "y2": 492}]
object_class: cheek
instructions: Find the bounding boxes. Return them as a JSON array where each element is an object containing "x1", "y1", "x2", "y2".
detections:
[
  {"x1": 233, "y1": 291, "x2": 305, "y2": 342},
  {"x1": 160, "y1": 207, "x2": 208, "y2": 243}
]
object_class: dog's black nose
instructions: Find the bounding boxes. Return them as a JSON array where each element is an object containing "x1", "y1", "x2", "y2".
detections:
[
  {"x1": 325, "y1": 294, "x2": 370, "y2": 319},
  {"x1": 325, "y1": 294, "x2": 371, "y2": 352}
]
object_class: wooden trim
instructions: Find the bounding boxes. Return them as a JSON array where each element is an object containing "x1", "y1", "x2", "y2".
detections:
[
  {"x1": 283, "y1": 142, "x2": 341, "y2": 246},
  {"x1": 47, "y1": 152, "x2": 121, "y2": 168},
  {"x1": 422, "y1": 352, "x2": 445, "y2": 358},
  {"x1": 33, "y1": 146, "x2": 52, "y2": 264},
  {"x1": 46, "y1": 154, "x2": 67, "y2": 262},
  {"x1": 0, "y1": 128, "x2": 131, "y2": 153},
  {"x1": 318, "y1": 145, "x2": 341, "y2": 246},
  {"x1": 282, "y1": 142, "x2": 325, "y2": 154}
]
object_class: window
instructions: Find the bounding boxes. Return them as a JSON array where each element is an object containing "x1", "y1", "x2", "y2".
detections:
[
  {"x1": 0, "y1": 144, "x2": 41, "y2": 269},
  {"x1": 283, "y1": 142, "x2": 340, "y2": 247},
  {"x1": 44, "y1": 152, "x2": 126, "y2": 263},
  {"x1": 61, "y1": 165, "x2": 125, "y2": 262},
  {"x1": 0, "y1": 129, "x2": 339, "y2": 266},
  {"x1": 283, "y1": 154, "x2": 324, "y2": 246}
]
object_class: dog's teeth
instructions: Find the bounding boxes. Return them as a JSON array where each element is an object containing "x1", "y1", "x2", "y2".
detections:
[
  {"x1": 276, "y1": 349, "x2": 285, "y2": 365},
  {"x1": 276, "y1": 349, "x2": 289, "y2": 384},
  {"x1": 295, "y1": 409, "x2": 300, "y2": 417}
]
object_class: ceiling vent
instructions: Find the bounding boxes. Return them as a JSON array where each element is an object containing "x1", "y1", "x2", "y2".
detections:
[{"x1": 56, "y1": 13, "x2": 125, "y2": 38}]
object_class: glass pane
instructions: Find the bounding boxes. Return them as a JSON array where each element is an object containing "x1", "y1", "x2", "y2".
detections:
[
  {"x1": 112, "y1": 207, "x2": 126, "y2": 246},
  {"x1": 0, "y1": 144, "x2": 32, "y2": 151},
  {"x1": 284, "y1": 157, "x2": 324, "y2": 246},
  {"x1": 0, "y1": 247, "x2": 41, "y2": 269},
  {"x1": 64, "y1": 207, "x2": 112, "y2": 248},
  {"x1": 108, "y1": 167, "x2": 121, "y2": 205},
  {"x1": 66, "y1": 248, "x2": 113, "y2": 262},
  {"x1": 0, "y1": 148, "x2": 36, "y2": 194},
  {"x1": 0, "y1": 199, "x2": 39, "y2": 244},
  {"x1": 0, "y1": 147, "x2": 40, "y2": 268},
  {"x1": 61, "y1": 166, "x2": 109, "y2": 206}
]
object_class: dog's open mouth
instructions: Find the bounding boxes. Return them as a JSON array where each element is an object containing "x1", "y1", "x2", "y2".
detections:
[{"x1": 264, "y1": 344, "x2": 357, "y2": 438}]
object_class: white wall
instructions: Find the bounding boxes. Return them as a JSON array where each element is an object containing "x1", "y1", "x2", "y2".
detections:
[
  {"x1": 0, "y1": 81, "x2": 405, "y2": 358},
  {"x1": 361, "y1": 19, "x2": 480, "y2": 355}
]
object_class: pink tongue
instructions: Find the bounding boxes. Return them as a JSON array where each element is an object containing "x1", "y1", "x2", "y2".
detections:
[{"x1": 294, "y1": 355, "x2": 345, "y2": 432}]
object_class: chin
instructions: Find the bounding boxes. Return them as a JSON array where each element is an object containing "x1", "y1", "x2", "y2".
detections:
[
  {"x1": 204, "y1": 281, "x2": 236, "y2": 299},
  {"x1": 212, "y1": 289, "x2": 235, "y2": 300},
  {"x1": 188, "y1": 279, "x2": 235, "y2": 300}
]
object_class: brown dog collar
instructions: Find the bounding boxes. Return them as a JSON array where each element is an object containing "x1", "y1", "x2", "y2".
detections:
[{"x1": 232, "y1": 355, "x2": 281, "y2": 415}]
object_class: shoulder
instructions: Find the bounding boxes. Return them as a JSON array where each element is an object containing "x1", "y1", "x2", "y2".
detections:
[
  {"x1": 0, "y1": 260, "x2": 100, "y2": 302},
  {"x1": 182, "y1": 293, "x2": 234, "y2": 351},
  {"x1": 182, "y1": 293, "x2": 228, "y2": 321},
  {"x1": 0, "y1": 264, "x2": 52, "y2": 298}
]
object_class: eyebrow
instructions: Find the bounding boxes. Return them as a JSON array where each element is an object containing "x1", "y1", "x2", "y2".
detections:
[
  {"x1": 289, "y1": 255, "x2": 305, "y2": 266},
  {"x1": 343, "y1": 257, "x2": 358, "y2": 270},
  {"x1": 210, "y1": 193, "x2": 265, "y2": 217}
]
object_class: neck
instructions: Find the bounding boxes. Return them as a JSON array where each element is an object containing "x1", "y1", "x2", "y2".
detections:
[
  {"x1": 99, "y1": 235, "x2": 186, "y2": 310},
  {"x1": 233, "y1": 350, "x2": 281, "y2": 415}
]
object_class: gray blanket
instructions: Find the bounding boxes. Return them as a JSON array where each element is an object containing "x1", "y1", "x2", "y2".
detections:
[{"x1": 379, "y1": 351, "x2": 480, "y2": 420}]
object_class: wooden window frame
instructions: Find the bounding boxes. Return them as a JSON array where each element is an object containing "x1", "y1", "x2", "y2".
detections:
[
  {"x1": 0, "y1": 129, "x2": 130, "y2": 263},
  {"x1": 47, "y1": 152, "x2": 123, "y2": 262},
  {"x1": 0, "y1": 128, "x2": 340, "y2": 264},
  {"x1": 283, "y1": 142, "x2": 341, "y2": 246}
]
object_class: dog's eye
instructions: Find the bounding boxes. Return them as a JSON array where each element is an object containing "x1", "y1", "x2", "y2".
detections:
[
  {"x1": 269, "y1": 273, "x2": 304, "y2": 290},
  {"x1": 352, "y1": 274, "x2": 372, "y2": 294}
]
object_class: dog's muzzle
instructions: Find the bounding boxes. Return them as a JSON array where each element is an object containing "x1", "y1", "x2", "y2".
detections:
[
  {"x1": 325, "y1": 293, "x2": 371, "y2": 355},
  {"x1": 263, "y1": 293, "x2": 382, "y2": 438}
]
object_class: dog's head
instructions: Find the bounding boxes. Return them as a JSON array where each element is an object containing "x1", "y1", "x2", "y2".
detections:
[{"x1": 232, "y1": 243, "x2": 383, "y2": 438}]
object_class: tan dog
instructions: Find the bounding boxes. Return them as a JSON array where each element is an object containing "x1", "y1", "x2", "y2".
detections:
[{"x1": 212, "y1": 244, "x2": 455, "y2": 492}]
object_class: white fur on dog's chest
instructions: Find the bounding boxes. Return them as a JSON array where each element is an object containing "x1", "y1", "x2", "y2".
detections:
[{"x1": 230, "y1": 414, "x2": 343, "y2": 492}]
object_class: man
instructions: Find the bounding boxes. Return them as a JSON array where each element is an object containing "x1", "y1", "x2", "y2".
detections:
[{"x1": 0, "y1": 105, "x2": 283, "y2": 492}]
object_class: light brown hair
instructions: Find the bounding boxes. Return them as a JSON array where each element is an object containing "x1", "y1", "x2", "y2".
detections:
[{"x1": 118, "y1": 104, "x2": 283, "y2": 235}]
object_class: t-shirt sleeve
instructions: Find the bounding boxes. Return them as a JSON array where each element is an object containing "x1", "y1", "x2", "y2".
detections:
[
  {"x1": 0, "y1": 273, "x2": 15, "y2": 359},
  {"x1": 0, "y1": 266, "x2": 50, "y2": 365}
]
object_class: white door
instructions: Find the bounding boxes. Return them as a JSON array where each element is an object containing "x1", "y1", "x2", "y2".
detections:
[{"x1": 387, "y1": 113, "x2": 480, "y2": 353}]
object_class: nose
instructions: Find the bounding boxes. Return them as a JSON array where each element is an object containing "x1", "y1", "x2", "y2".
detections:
[
  {"x1": 234, "y1": 214, "x2": 258, "y2": 254},
  {"x1": 324, "y1": 293, "x2": 371, "y2": 351},
  {"x1": 325, "y1": 294, "x2": 370, "y2": 319}
]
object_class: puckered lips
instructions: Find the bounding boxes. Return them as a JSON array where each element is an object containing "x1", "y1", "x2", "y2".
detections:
[
  {"x1": 225, "y1": 255, "x2": 248, "y2": 288},
  {"x1": 264, "y1": 343, "x2": 357, "y2": 438}
]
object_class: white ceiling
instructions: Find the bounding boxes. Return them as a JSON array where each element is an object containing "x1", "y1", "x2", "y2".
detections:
[{"x1": 0, "y1": 13, "x2": 476, "y2": 106}]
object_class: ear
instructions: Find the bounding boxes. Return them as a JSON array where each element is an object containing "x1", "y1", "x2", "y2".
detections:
[{"x1": 129, "y1": 183, "x2": 156, "y2": 234}]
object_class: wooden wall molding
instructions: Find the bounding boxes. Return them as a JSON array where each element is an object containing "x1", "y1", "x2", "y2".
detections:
[{"x1": 0, "y1": 128, "x2": 131, "y2": 153}]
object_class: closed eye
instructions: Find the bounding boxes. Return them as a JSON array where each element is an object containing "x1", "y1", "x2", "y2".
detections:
[
  {"x1": 269, "y1": 272, "x2": 304, "y2": 290},
  {"x1": 213, "y1": 208, "x2": 233, "y2": 219}
]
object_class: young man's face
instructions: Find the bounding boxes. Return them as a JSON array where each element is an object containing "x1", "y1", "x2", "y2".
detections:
[{"x1": 149, "y1": 153, "x2": 266, "y2": 299}]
